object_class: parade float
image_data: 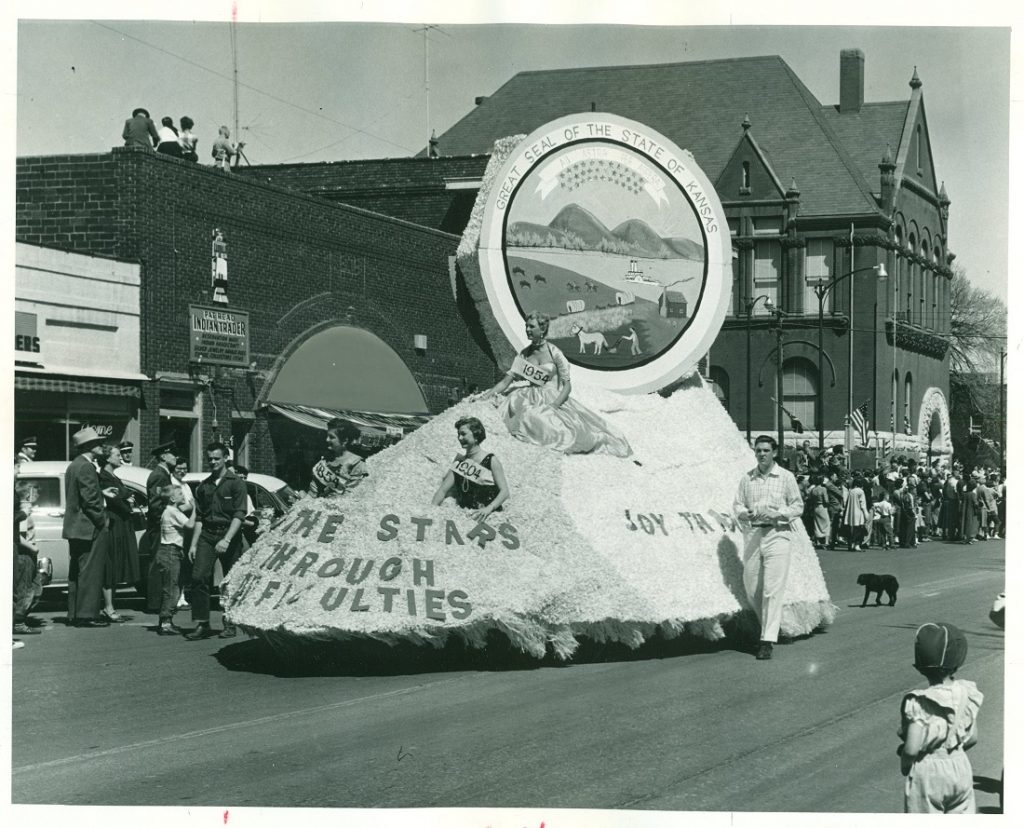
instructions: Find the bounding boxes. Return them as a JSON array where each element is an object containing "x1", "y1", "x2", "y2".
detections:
[{"x1": 222, "y1": 114, "x2": 836, "y2": 659}]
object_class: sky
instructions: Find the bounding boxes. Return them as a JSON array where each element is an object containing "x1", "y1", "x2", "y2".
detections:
[{"x1": 8, "y1": 4, "x2": 1017, "y2": 306}]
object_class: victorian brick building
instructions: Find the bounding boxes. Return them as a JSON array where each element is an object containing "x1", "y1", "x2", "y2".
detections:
[{"x1": 237, "y1": 49, "x2": 954, "y2": 459}]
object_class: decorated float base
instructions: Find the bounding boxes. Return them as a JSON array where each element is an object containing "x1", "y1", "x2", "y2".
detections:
[{"x1": 223, "y1": 375, "x2": 836, "y2": 660}]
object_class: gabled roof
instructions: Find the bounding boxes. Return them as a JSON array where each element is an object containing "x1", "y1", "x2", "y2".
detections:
[
  {"x1": 433, "y1": 55, "x2": 888, "y2": 218},
  {"x1": 819, "y1": 101, "x2": 909, "y2": 196}
]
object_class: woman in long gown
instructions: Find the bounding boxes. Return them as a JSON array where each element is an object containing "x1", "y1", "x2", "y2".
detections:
[
  {"x1": 478, "y1": 312, "x2": 632, "y2": 457},
  {"x1": 99, "y1": 444, "x2": 140, "y2": 622}
]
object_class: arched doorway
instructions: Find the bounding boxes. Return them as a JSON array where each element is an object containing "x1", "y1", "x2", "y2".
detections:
[
  {"x1": 260, "y1": 325, "x2": 430, "y2": 487},
  {"x1": 917, "y1": 387, "x2": 952, "y2": 460}
]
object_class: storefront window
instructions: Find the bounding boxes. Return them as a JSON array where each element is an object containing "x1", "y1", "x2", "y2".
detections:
[{"x1": 15, "y1": 390, "x2": 137, "y2": 461}]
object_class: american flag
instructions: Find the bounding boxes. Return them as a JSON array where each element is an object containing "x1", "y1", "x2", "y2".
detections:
[{"x1": 850, "y1": 402, "x2": 870, "y2": 447}]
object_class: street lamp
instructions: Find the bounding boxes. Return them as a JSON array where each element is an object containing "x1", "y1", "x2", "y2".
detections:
[
  {"x1": 744, "y1": 294, "x2": 772, "y2": 444},
  {"x1": 812, "y1": 263, "x2": 887, "y2": 453},
  {"x1": 764, "y1": 298, "x2": 788, "y2": 458}
]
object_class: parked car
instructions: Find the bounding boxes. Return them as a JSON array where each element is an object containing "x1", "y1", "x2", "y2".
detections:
[{"x1": 15, "y1": 461, "x2": 150, "y2": 593}]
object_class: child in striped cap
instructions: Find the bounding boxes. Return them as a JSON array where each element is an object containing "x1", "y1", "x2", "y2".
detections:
[{"x1": 898, "y1": 622, "x2": 984, "y2": 813}]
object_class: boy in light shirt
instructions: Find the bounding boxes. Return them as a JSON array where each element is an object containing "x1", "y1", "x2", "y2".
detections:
[
  {"x1": 148, "y1": 483, "x2": 195, "y2": 635},
  {"x1": 872, "y1": 493, "x2": 895, "y2": 550}
]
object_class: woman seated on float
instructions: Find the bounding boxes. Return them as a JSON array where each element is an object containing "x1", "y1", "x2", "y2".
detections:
[
  {"x1": 477, "y1": 311, "x2": 632, "y2": 457},
  {"x1": 309, "y1": 419, "x2": 368, "y2": 497},
  {"x1": 432, "y1": 416, "x2": 509, "y2": 523}
]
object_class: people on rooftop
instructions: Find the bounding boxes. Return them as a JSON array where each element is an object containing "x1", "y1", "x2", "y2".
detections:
[{"x1": 122, "y1": 107, "x2": 159, "y2": 150}]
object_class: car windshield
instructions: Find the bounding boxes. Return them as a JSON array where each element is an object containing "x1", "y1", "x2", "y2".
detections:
[{"x1": 276, "y1": 485, "x2": 300, "y2": 507}]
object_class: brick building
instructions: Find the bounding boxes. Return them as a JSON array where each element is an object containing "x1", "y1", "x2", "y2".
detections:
[
  {"x1": 15, "y1": 148, "x2": 499, "y2": 483},
  {"x1": 237, "y1": 50, "x2": 954, "y2": 459}
]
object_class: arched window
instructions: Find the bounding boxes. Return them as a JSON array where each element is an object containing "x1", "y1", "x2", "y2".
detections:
[
  {"x1": 904, "y1": 372, "x2": 913, "y2": 434},
  {"x1": 782, "y1": 357, "x2": 818, "y2": 432},
  {"x1": 925, "y1": 237, "x2": 933, "y2": 325},
  {"x1": 892, "y1": 369, "x2": 900, "y2": 434},
  {"x1": 741, "y1": 161, "x2": 751, "y2": 190},
  {"x1": 906, "y1": 233, "x2": 917, "y2": 323},
  {"x1": 893, "y1": 226, "x2": 904, "y2": 318},
  {"x1": 916, "y1": 125, "x2": 923, "y2": 174},
  {"x1": 708, "y1": 366, "x2": 730, "y2": 413}
]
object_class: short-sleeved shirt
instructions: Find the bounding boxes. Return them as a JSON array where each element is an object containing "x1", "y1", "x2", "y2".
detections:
[
  {"x1": 194, "y1": 470, "x2": 247, "y2": 530},
  {"x1": 160, "y1": 505, "x2": 190, "y2": 547},
  {"x1": 733, "y1": 463, "x2": 804, "y2": 527}
]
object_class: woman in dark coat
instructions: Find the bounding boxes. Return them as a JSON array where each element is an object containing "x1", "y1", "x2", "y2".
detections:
[
  {"x1": 897, "y1": 479, "x2": 918, "y2": 549},
  {"x1": 959, "y1": 477, "x2": 982, "y2": 545},
  {"x1": 99, "y1": 444, "x2": 140, "y2": 621}
]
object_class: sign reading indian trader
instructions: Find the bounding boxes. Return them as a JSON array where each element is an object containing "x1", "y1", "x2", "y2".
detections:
[{"x1": 188, "y1": 304, "x2": 250, "y2": 368}]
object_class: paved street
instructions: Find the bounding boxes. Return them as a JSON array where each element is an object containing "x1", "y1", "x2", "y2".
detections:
[{"x1": 11, "y1": 537, "x2": 1004, "y2": 813}]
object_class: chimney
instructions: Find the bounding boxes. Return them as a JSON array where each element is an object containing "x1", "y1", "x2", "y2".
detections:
[{"x1": 839, "y1": 48, "x2": 865, "y2": 114}]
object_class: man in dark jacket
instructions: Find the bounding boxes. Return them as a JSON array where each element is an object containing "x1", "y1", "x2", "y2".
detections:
[
  {"x1": 145, "y1": 441, "x2": 177, "y2": 552},
  {"x1": 823, "y1": 470, "x2": 846, "y2": 550},
  {"x1": 185, "y1": 441, "x2": 247, "y2": 640},
  {"x1": 62, "y1": 428, "x2": 110, "y2": 626},
  {"x1": 122, "y1": 106, "x2": 159, "y2": 149}
]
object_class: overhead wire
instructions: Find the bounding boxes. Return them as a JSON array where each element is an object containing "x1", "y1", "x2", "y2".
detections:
[{"x1": 89, "y1": 20, "x2": 419, "y2": 156}]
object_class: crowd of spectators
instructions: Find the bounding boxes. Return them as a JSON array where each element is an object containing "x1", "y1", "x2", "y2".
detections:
[{"x1": 785, "y1": 441, "x2": 1005, "y2": 551}]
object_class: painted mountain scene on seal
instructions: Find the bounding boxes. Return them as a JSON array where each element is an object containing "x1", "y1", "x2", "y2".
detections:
[{"x1": 504, "y1": 146, "x2": 708, "y2": 371}]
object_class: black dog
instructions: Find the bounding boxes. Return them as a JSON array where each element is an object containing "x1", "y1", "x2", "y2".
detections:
[{"x1": 857, "y1": 573, "x2": 899, "y2": 607}]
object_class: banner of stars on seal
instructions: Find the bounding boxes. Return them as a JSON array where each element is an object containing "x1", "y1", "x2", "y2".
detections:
[{"x1": 557, "y1": 158, "x2": 647, "y2": 194}]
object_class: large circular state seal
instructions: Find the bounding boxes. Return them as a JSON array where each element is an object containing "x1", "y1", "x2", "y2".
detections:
[{"x1": 478, "y1": 113, "x2": 731, "y2": 395}]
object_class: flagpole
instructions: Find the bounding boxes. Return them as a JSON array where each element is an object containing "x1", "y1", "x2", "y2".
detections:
[
  {"x1": 847, "y1": 223, "x2": 855, "y2": 457},
  {"x1": 892, "y1": 254, "x2": 898, "y2": 458}
]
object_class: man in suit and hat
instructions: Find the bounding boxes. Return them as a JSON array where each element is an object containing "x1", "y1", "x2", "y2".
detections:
[
  {"x1": 16, "y1": 436, "x2": 38, "y2": 465},
  {"x1": 122, "y1": 107, "x2": 159, "y2": 149},
  {"x1": 118, "y1": 440, "x2": 134, "y2": 466},
  {"x1": 62, "y1": 427, "x2": 111, "y2": 626}
]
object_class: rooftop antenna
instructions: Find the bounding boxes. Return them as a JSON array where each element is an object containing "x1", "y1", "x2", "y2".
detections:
[
  {"x1": 231, "y1": 4, "x2": 239, "y2": 143},
  {"x1": 412, "y1": 24, "x2": 449, "y2": 154}
]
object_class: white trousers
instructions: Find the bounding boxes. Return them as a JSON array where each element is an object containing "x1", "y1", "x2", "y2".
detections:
[{"x1": 742, "y1": 527, "x2": 793, "y2": 643}]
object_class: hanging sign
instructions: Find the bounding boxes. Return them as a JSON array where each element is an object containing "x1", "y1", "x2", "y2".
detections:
[
  {"x1": 211, "y1": 228, "x2": 229, "y2": 304},
  {"x1": 189, "y1": 304, "x2": 250, "y2": 367}
]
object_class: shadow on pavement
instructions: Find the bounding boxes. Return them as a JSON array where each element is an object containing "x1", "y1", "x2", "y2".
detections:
[{"x1": 213, "y1": 622, "x2": 766, "y2": 678}]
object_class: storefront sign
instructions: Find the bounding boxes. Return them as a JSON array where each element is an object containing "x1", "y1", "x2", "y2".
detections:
[
  {"x1": 188, "y1": 304, "x2": 250, "y2": 367},
  {"x1": 15, "y1": 311, "x2": 41, "y2": 354},
  {"x1": 477, "y1": 113, "x2": 732, "y2": 394}
]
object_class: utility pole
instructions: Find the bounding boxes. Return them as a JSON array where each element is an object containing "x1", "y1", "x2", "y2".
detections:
[
  {"x1": 999, "y1": 349, "x2": 1006, "y2": 473},
  {"x1": 230, "y1": 17, "x2": 239, "y2": 142}
]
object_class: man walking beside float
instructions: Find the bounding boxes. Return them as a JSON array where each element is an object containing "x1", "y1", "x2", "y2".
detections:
[{"x1": 733, "y1": 435, "x2": 804, "y2": 661}]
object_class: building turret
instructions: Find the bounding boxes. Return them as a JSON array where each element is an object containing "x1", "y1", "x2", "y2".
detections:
[
  {"x1": 879, "y1": 144, "x2": 896, "y2": 211},
  {"x1": 939, "y1": 181, "x2": 950, "y2": 222}
]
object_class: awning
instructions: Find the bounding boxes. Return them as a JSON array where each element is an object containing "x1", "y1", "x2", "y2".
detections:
[
  {"x1": 14, "y1": 373, "x2": 142, "y2": 398},
  {"x1": 266, "y1": 402, "x2": 430, "y2": 436}
]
